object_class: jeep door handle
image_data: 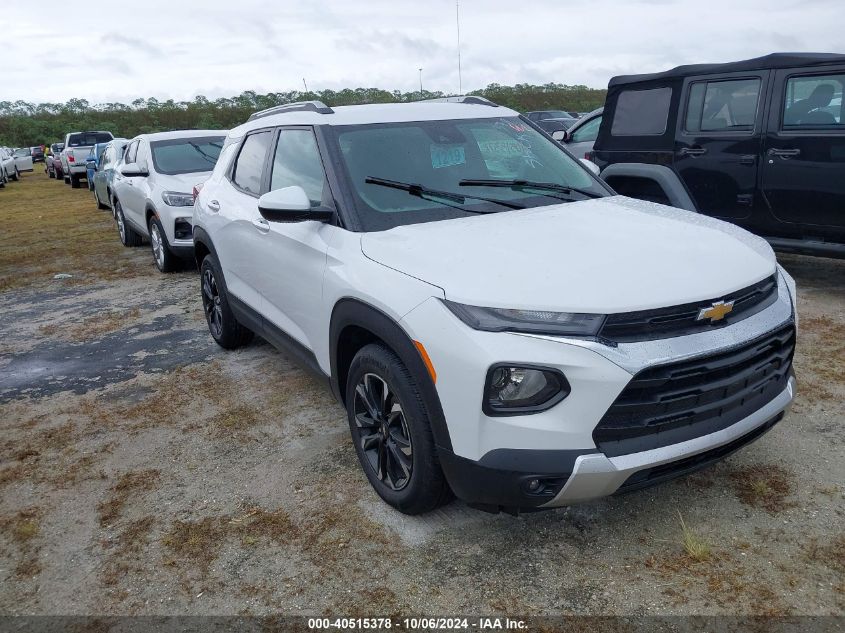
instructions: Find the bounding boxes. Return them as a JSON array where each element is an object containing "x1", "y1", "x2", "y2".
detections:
[
  {"x1": 768, "y1": 148, "x2": 801, "y2": 158},
  {"x1": 252, "y1": 218, "x2": 270, "y2": 233},
  {"x1": 679, "y1": 147, "x2": 707, "y2": 156}
]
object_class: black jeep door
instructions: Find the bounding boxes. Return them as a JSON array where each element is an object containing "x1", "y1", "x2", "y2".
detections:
[
  {"x1": 761, "y1": 67, "x2": 845, "y2": 236},
  {"x1": 674, "y1": 72, "x2": 768, "y2": 220}
]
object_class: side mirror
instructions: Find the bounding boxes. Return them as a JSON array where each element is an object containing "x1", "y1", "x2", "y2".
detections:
[
  {"x1": 120, "y1": 165, "x2": 149, "y2": 177},
  {"x1": 579, "y1": 158, "x2": 601, "y2": 177},
  {"x1": 551, "y1": 130, "x2": 567, "y2": 142},
  {"x1": 258, "y1": 186, "x2": 332, "y2": 223}
]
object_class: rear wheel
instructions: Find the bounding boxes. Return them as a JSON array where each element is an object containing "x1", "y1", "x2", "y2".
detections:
[
  {"x1": 115, "y1": 201, "x2": 142, "y2": 247},
  {"x1": 199, "y1": 254, "x2": 253, "y2": 349},
  {"x1": 10, "y1": 168, "x2": 19, "y2": 182},
  {"x1": 345, "y1": 343, "x2": 452, "y2": 514},
  {"x1": 70, "y1": 174, "x2": 81, "y2": 188},
  {"x1": 64, "y1": 175, "x2": 70, "y2": 185}
]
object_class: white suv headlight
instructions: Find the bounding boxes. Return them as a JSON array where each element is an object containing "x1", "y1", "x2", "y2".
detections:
[
  {"x1": 161, "y1": 191, "x2": 194, "y2": 207},
  {"x1": 443, "y1": 300, "x2": 605, "y2": 336}
]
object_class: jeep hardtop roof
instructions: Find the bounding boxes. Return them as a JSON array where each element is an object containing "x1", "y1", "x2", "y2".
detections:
[{"x1": 609, "y1": 52, "x2": 845, "y2": 87}]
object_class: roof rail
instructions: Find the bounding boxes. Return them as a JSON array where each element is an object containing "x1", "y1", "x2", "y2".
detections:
[
  {"x1": 419, "y1": 96, "x2": 499, "y2": 107},
  {"x1": 248, "y1": 100, "x2": 334, "y2": 121}
]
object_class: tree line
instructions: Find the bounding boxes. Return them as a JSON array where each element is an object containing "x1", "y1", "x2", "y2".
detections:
[{"x1": 0, "y1": 83, "x2": 606, "y2": 147}]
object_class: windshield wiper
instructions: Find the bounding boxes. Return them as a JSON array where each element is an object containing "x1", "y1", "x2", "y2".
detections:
[
  {"x1": 459, "y1": 178, "x2": 603, "y2": 200},
  {"x1": 188, "y1": 142, "x2": 219, "y2": 164},
  {"x1": 365, "y1": 177, "x2": 525, "y2": 212}
]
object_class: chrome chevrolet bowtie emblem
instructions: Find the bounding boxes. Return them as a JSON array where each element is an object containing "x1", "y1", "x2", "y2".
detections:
[{"x1": 697, "y1": 300, "x2": 735, "y2": 323}]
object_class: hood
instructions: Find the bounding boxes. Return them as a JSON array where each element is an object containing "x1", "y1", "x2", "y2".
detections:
[
  {"x1": 155, "y1": 171, "x2": 212, "y2": 193},
  {"x1": 360, "y1": 196, "x2": 776, "y2": 314}
]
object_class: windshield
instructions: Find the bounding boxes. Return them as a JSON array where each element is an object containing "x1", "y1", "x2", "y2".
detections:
[
  {"x1": 329, "y1": 116, "x2": 608, "y2": 230},
  {"x1": 149, "y1": 136, "x2": 224, "y2": 175},
  {"x1": 68, "y1": 132, "x2": 113, "y2": 147}
]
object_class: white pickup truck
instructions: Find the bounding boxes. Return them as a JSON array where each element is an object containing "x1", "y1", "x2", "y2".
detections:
[{"x1": 60, "y1": 131, "x2": 114, "y2": 188}]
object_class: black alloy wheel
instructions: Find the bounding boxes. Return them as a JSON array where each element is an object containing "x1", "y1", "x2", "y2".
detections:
[
  {"x1": 352, "y1": 372, "x2": 414, "y2": 491},
  {"x1": 201, "y1": 267, "x2": 223, "y2": 339}
]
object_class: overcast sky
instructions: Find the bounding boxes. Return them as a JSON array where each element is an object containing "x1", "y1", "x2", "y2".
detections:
[{"x1": 4, "y1": 0, "x2": 843, "y2": 104}]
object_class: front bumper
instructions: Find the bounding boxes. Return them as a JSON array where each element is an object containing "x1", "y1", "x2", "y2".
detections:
[
  {"x1": 399, "y1": 267, "x2": 797, "y2": 511},
  {"x1": 542, "y1": 374, "x2": 794, "y2": 507}
]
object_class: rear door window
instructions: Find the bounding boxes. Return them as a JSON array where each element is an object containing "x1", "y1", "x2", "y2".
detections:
[
  {"x1": 124, "y1": 141, "x2": 139, "y2": 164},
  {"x1": 684, "y1": 78, "x2": 762, "y2": 133},
  {"x1": 571, "y1": 115, "x2": 602, "y2": 143},
  {"x1": 231, "y1": 131, "x2": 273, "y2": 195},
  {"x1": 611, "y1": 87, "x2": 672, "y2": 136},
  {"x1": 782, "y1": 73, "x2": 845, "y2": 128}
]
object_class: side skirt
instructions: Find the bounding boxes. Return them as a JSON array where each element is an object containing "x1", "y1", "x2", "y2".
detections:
[{"x1": 227, "y1": 294, "x2": 331, "y2": 388}]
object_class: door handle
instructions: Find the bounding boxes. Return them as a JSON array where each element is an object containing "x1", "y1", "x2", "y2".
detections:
[
  {"x1": 739, "y1": 154, "x2": 756, "y2": 165},
  {"x1": 679, "y1": 147, "x2": 707, "y2": 157},
  {"x1": 252, "y1": 218, "x2": 270, "y2": 233},
  {"x1": 768, "y1": 148, "x2": 801, "y2": 158},
  {"x1": 207, "y1": 199, "x2": 220, "y2": 212}
]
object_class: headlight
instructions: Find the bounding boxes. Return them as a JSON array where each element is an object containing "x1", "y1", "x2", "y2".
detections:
[
  {"x1": 484, "y1": 365, "x2": 570, "y2": 415},
  {"x1": 161, "y1": 191, "x2": 194, "y2": 207},
  {"x1": 444, "y1": 300, "x2": 605, "y2": 336}
]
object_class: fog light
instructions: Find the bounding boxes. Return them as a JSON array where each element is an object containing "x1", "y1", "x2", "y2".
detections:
[
  {"x1": 484, "y1": 365, "x2": 570, "y2": 416},
  {"x1": 526, "y1": 478, "x2": 541, "y2": 492}
]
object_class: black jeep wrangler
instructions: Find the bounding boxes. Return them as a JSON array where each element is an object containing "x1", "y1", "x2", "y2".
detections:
[{"x1": 592, "y1": 53, "x2": 845, "y2": 259}]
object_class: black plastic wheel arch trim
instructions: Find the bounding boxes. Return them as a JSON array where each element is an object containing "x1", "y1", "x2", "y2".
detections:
[{"x1": 329, "y1": 298, "x2": 453, "y2": 452}]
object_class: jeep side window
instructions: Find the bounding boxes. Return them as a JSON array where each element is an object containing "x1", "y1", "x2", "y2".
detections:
[
  {"x1": 231, "y1": 131, "x2": 273, "y2": 195},
  {"x1": 684, "y1": 78, "x2": 761, "y2": 133},
  {"x1": 611, "y1": 87, "x2": 672, "y2": 136},
  {"x1": 782, "y1": 74, "x2": 844, "y2": 128},
  {"x1": 270, "y1": 129, "x2": 331, "y2": 208}
]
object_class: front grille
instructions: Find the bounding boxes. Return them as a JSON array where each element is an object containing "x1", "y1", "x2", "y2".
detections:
[
  {"x1": 600, "y1": 274, "x2": 778, "y2": 343},
  {"x1": 594, "y1": 323, "x2": 795, "y2": 457}
]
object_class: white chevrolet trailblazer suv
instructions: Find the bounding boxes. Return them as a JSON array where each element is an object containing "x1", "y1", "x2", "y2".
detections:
[
  {"x1": 193, "y1": 99, "x2": 797, "y2": 515},
  {"x1": 112, "y1": 130, "x2": 226, "y2": 272}
]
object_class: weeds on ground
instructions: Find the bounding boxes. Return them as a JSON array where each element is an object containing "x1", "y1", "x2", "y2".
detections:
[
  {"x1": 98, "y1": 469, "x2": 161, "y2": 526},
  {"x1": 729, "y1": 464, "x2": 795, "y2": 513}
]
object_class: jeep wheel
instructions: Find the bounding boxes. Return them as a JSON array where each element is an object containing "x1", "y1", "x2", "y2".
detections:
[
  {"x1": 345, "y1": 343, "x2": 451, "y2": 514},
  {"x1": 200, "y1": 254, "x2": 253, "y2": 349},
  {"x1": 149, "y1": 217, "x2": 178, "y2": 273},
  {"x1": 115, "y1": 201, "x2": 142, "y2": 247}
]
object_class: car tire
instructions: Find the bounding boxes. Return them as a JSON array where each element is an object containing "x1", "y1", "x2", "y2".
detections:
[
  {"x1": 70, "y1": 174, "x2": 81, "y2": 188},
  {"x1": 10, "y1": 168, "x2": 19, "y2": 182},
  {"x1": 94, "y1": 188, "x2": 108, "y2": 210},
  {"x1": 149, "y1": 216, "x2": 178, "y2": 273},
  {"x1": 345, "y1": 343, "x2": 452, "y2": 515},
  {"x1": 199, "y1": 254, "x2": 254, "y2": 349},
  {"x1": 115, "y1": 201, "x2": 143, "y2": 247},
  {"x1": 64, "y1": 175, "x2": 70, "y2": 185}
]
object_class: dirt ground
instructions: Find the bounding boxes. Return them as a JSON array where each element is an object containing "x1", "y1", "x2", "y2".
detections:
[{"x1": 0, "y1": 169, "x2": 843, "y2": 617}]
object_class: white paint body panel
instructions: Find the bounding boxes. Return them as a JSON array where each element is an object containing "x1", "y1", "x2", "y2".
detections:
[{"x1": 362, "y1": 196, "x2": 777, "y2": 313}]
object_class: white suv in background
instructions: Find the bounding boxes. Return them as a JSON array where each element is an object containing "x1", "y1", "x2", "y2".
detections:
[
  {"x1": 112, "y1": 130, "x2": 226, "y2": 272},
  {"x1": 193, "y1": 99, "x2": 797, "y2": 515}
]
